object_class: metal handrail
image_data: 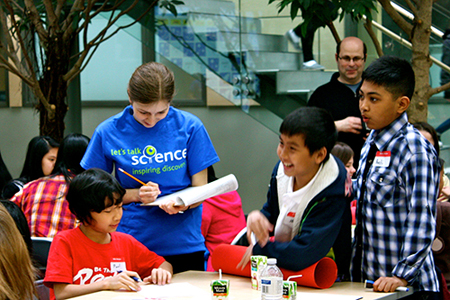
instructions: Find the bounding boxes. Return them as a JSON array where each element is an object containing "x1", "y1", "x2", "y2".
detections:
[
  {"x1": 391, "y1": 1, "x2": 444, "y2": 38},
  {"x1": 362, "y1": 15, "x2": 450, "y2": 74}
]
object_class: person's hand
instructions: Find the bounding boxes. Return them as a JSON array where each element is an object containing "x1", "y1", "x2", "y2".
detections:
[
  {"x1": 139, "y1": 182, "x2": 161, "y2": 204},
  {"x1": 438, "y1": 186, "x2": 450, "y2": 201},
  {"x1": 335, "y1": 117, "x2": 363, "y2": 134},
  {"x1": 246, "y1": 211, "x2": 273, "y2": 248},
  {"x1": 372, "y1": 276, "x2": 408, "y2": 292},
  {"x1": 104, "y1": 271, "x2": 141, "y2": 291},
  {"x1": 237, "y1": 244, "x2": 254, "y2": 270},
  {"x1": 143, "y1": 267, "x2": 172, "y2": 285},
  {"x1": 159, "y1": 199, "x2": 188, "y2": 215}
]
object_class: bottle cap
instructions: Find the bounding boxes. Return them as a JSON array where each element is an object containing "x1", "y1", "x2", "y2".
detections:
[{"x1": 267, "y1": 258, "x2": 277, "y2": 264}]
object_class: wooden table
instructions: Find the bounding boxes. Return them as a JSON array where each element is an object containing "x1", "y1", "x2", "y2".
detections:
[{"x1": 67, "y1": 271, "x2": 413, "y2": 299}]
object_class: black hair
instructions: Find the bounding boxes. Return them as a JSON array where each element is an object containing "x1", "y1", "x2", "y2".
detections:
[
  {"x1": 20, "y1": 136, "x2": 59, "y2": 182},
  {"x1": 67, "y1": 168, "x2": 125, "y2": 225},
  {"x1": 412, "y1": 122, "x2": 440, "y2": 156},
  {"x1": 336, "y1": 38, "x2": 367, "y2": 58},
  {"x1": 207, "y1": 165, "x2": 218, "y2": 183},
  {"x1": 0, "y1": 200, "x2": 32, "y2": 256},
  {"x1": 0, "y1": 151, "x2": 12, "y2": 192},
  {"x1": 279, "y1": 107, "x2": 337, "y2": 163},
  {"x1": 52, "y1": 133, "x2": 90, "y2": 182},
  {"x1": 362, "y1": 55, "x2": 415, "y2": 100}
]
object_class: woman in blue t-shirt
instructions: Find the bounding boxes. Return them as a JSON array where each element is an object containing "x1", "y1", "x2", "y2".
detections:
[{"x1": 81, "y1": 62, "x2": 220, "y2": 273}]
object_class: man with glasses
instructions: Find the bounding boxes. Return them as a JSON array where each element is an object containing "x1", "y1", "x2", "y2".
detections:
[{"x1": 308, "y1": 36, "x2": 367, "y2": 169}]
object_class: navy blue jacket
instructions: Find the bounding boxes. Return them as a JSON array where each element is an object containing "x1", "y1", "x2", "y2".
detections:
[{"x1": 253, "y1": 156, "x2": 352, "y2": 279}]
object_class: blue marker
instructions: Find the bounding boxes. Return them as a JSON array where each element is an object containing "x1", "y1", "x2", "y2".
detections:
[
  {"x1": 365, "y1": 280, "x2": 409, "y2": 292},
  {"x1": 118, "y1": 270, "x2": 142, "y2": 282}
]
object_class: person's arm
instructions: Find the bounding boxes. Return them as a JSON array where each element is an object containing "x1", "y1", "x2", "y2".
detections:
[
  {"x1": 53, "y1": 271, "x2": 141, "y2": 300},
  {"x1": 389, "y1": 152, "x2": 439, "y2": 285},
  {"x1": 372, "y1": 276, "x2": 408, "y2": 292},
  {"x1": 253, "y1": 194, "x2": 347, "y2": 271},
  {"x1": 143, "y1": 261, "x2": 173, "y2": 285},
  {"x1": 159, "y1": 168, "x2": 208, "y2": 214}
]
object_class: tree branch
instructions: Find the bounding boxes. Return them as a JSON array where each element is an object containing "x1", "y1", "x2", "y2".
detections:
[
  {"x1": 42, "y1": 0, "x2": 58, "y2": 33},
  {"x1": 72, "y1": 0, "x2": 123, "y2": 35},
  {"x1": 326, "y1": 21, "x2": 341, "y2": 43},
  {"x1": 0, "y1": 57, "x2": 34, "y2": 86},
  {"x1": 427, "y1": 81, "x2": 450, "y2": 98},
  {"x1": 377, "y1": 0, "x2": 413, "y2": 37},
  {"x1": 60, "y1": 0, "x2": 85, "y2": 40},
  {"x1": 363, "y1": 18, "x2": 383, "y2": 57},
  {"x1": 54, "y1": 0, "x2": 66, "y2": 21},
  {"x1": 0, "y1": 3, "x2": 33, "y2": 78},
  {"x1": 64, "y1": 0, "x2": 158, "y2": 82},
  {"x1": 24, "y1": 0, "x2": 49, "y2": 44},
  {"x1": 404, "y1": 0, "x2": 419, "y2": 16}
]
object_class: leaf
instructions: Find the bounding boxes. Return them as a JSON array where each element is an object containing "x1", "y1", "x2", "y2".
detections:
[
  {"x1": 290, "y1": 1, "x2": 300, "y2": 20},
  {"x1": 167, "y1": 3, "x2": 178, "y2": 16},
  {"x1": 303, "y1": 0, "x2": 311, "y2": 10}
]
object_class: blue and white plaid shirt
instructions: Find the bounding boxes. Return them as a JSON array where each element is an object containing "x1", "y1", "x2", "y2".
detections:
[{"x1": 352, "y1": 113, "x2": 440, "y2": 292}]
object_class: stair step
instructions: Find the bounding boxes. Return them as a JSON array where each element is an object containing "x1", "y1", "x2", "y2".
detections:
[
  {"x1": 216, "y1": 32, "x2": 288, "y2": 52},
  {"x1": 276, "y1": 70, "x2": 334, "y2": 94},
  {"x1": 247, "y1": 51, "x2": 300, "y2": 72}
]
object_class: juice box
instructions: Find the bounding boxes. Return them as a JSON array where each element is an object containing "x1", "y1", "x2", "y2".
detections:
[
  {"x1": 251, "y1": 255, "x2": 267, "y2": 290},
  {"x1": 282, "y1": 281, "x2": 297, "y2": 300},
  {"x1": 211, "y1": 279, "x2": 230, "y2": 300}
]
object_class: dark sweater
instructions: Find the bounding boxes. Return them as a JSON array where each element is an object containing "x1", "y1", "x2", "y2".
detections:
[
  {"x1": 253, "y1": 157, "x2": 352, "y2": 280},
  {"x1": 308, "y1": 72, "x2": 365, "y2": 169}
]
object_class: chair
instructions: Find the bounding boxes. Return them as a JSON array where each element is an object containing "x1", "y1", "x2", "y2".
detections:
[
  {"x1": 35, "y1": 279, "x2": 50, "y2": 300},
  {"x1": 231, "y1": 227, "x2": 249, "y2": 246},
  {"x1": 31, "y1": 237, "x2": 53, "y2": 277}
]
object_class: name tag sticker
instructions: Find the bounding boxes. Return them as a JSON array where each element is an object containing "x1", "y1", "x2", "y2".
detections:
[
  {"x1": 373, "y1": 151, "x2": 391, "y2": 167},
  {"x1": 283, "y1": 211, "x2": 296, "y2": 226},
  {"x1": 110, "y1": 258, "x2": 126, "y2": 273}
]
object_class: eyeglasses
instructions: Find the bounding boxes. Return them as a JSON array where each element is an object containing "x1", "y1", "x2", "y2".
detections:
[{"x1": 338, "y1": 56, "x2": 365, "y2": 63}]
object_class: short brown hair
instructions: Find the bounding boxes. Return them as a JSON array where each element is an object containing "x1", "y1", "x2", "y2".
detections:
[
  {"x1": 331, "y1": 142, "x2": 354, "y2": 165},
  {"x1": 127, "y1": 62, "x2": 175, "y2": 104}
]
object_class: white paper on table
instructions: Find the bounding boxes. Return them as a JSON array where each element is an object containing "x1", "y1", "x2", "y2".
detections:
[
  {"x1": 142, "y1": 174, "x2": 238, "y2": 207},
  {"x1": 137, "y1": 282, "x2": 210, "y2": 299}
]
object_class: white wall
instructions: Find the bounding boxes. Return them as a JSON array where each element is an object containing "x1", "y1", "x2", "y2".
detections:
[{"x1": 0, "y1": 105, "x2": 279, "y2": 213}]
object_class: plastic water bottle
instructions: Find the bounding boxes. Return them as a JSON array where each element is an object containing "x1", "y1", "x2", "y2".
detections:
[{"x1": 260, "y1": 258, "x2": 283, "y2": 300}]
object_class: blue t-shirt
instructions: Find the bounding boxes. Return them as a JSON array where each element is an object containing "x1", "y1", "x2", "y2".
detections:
[{"x1": 81, "y1": 106, "x2": 220, "y2": 256}]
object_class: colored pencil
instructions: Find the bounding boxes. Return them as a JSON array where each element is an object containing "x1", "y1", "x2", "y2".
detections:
[{"x1": 118, "y1": 168, "x2": 147, "y2": 186}]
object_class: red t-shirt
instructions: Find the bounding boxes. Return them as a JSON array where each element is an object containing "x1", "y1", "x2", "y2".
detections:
[{"x1": 44, "y1": 227, "x2": 165, "y2": 299}]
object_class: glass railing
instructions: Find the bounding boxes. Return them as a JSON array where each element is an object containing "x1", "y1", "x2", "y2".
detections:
[
  {"x1": 86, "y1": 0, "x2": 449, "y2": 135},
  {"x1": 151, "y1": 0, "x2": 346, "y2": 132}
]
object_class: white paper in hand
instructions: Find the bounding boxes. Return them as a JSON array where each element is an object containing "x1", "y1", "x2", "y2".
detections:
[{"x1": 142, "y1": 174, "x2": 239, "y2": 207}]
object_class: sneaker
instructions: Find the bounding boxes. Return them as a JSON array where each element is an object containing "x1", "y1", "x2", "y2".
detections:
[
  {"x1": 302, "y1": 60, "x2": 325, "y2": 71},
  {"x1": 285, "y1": 29, "x2": 302, "y2": 51}
]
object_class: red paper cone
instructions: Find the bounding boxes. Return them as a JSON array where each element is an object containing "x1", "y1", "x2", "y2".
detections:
[
  {"x1": 281, "y1": 257, "x2": 337, "y2": 289},
  {"x1": 210, "y1": 244, "x2": 337, "y2": 289},
  {"x1": 211, "y1": 244, "x2": 250, "y2": 277}
]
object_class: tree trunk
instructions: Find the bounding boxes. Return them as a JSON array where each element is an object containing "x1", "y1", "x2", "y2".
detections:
[
  {"x1": 36, "y1": 33, "x2": 70, "y2": 142},
  {"x1": 407, "y1": 1, "x2": 433, "y2": 123}
]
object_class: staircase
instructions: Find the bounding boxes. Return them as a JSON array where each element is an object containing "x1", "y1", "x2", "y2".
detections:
[{"x1": 153, "y1": 0, "x2": 337, "y2": 132}]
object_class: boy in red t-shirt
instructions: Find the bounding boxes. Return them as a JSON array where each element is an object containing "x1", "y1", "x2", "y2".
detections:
[{"x1": 44, "y1": 168, "x2": 173, "y2": 300}]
